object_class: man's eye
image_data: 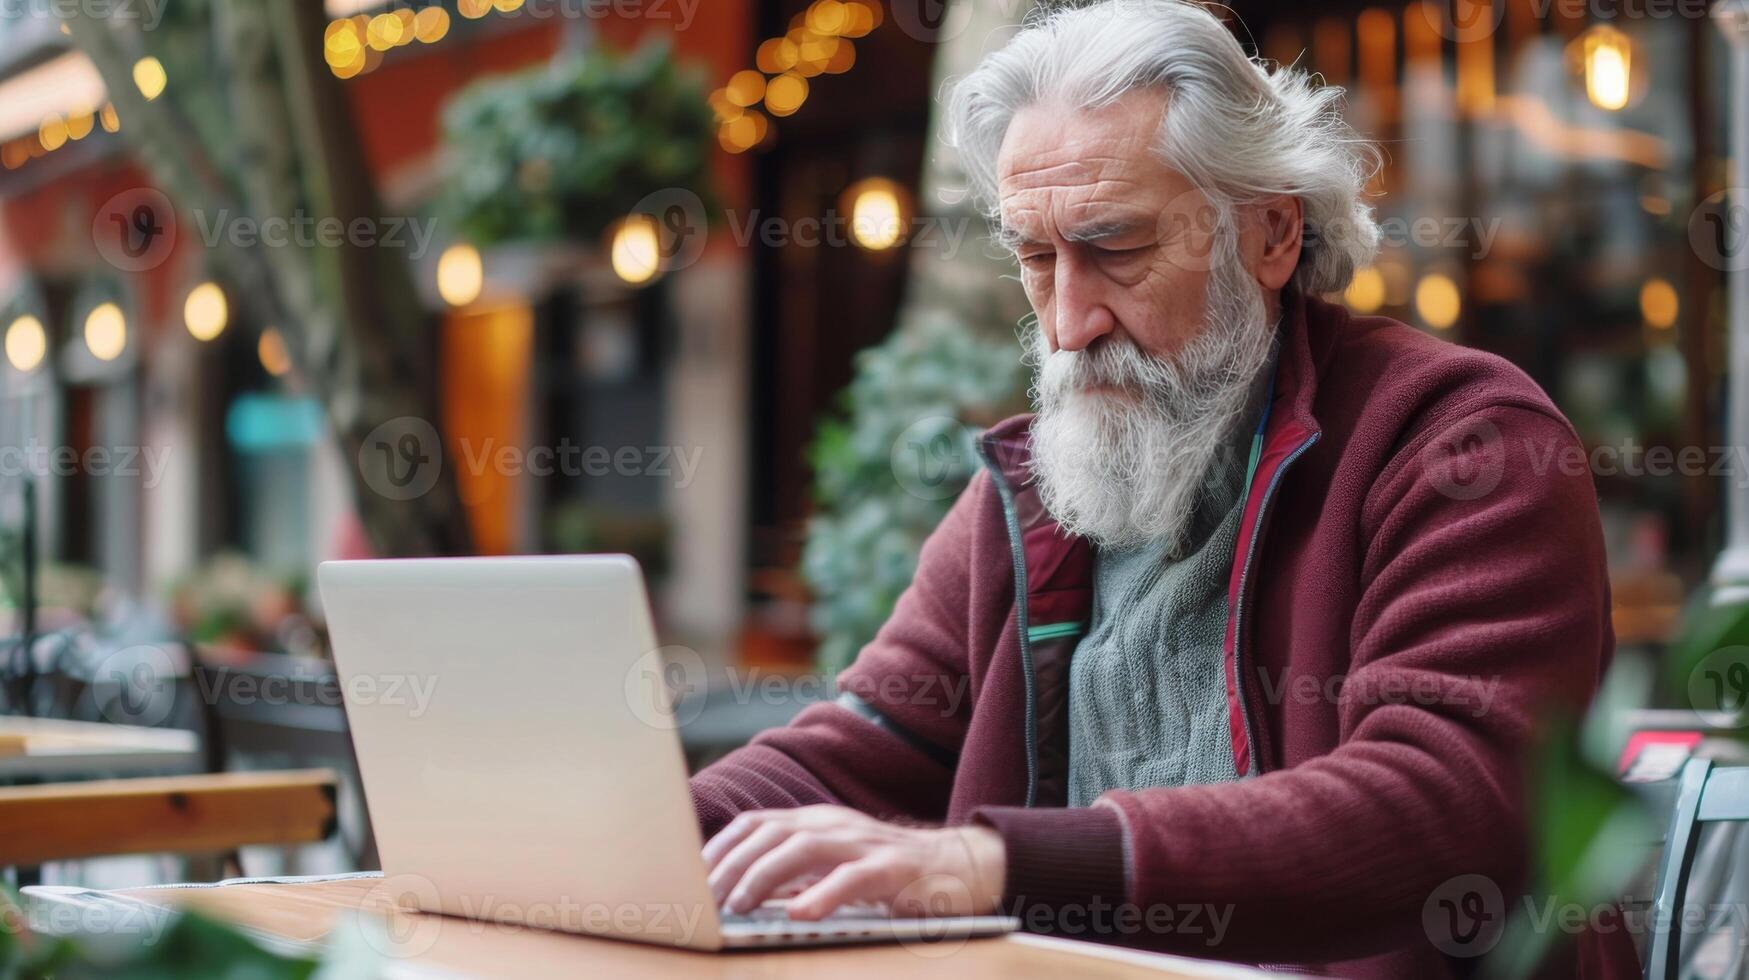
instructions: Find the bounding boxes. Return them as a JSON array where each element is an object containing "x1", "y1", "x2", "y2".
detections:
[
  {"x1": 1019, "y1": 253, "x2": 1054, "y2": 268},
  {"x1": 1098, "y1": 244, "x2": 1151, "y2": 259}
]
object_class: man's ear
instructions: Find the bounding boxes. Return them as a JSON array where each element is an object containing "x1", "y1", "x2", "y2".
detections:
[{"x1": 1252, "y1": 195, "x2": 1304, "y2": 291}]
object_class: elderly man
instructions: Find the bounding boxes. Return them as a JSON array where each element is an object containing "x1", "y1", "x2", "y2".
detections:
[{"x1": 693, "y1": 1, "x2": 1619, "y2": 974}]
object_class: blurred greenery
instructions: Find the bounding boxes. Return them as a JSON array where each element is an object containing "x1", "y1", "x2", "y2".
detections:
[
  {"x1": 0, "y1": 887, "x2": 338, "y2": 980},
  {"x1": 1472, "y1": 592, "x2": 1749, "y2": 977},
  {"x1": 1667, "y1": 589, "x2": 1749, "y2": 694},
  {"x1": 801, "y1": 312, "x2": 1025, "y2": 671},
  {"x1": 439, "y1": 39, "x2": 716, "y2": 248},
  {"x1": 797, "y1": 0, "x2": 1035, "y2": 673},
  {"x1": 168, "y1": 552, "x2": 308, "y2": 651}
]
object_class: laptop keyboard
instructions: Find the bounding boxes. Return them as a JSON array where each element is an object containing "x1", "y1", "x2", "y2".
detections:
[
  {"x1": 720, "y1": 902, "x2": 891, "y2": 930},
  {"x1": 720, "y1": 906, "x2": 794, "y2": 925}
]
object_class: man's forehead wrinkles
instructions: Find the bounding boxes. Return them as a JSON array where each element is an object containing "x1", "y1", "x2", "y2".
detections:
[
  {"x1": 1000, "y1": 184, "x2": 1160, "y2": 244},
  {"x1": 1000, "y1": 165, "x2": 1157, "y2": 211},
  {"x1": 999, "y1": 158, "x2": 1093, "y2": 190},
  {"x1": 1001, "y1": 173, "x2": 1151, "y2": 210},
  {"x1": 1001, "y1": 146, "x2": 1143, "y2": 176},
  {"x1": 1065, "y1": 178, "x2": 1153, "y2": 203},
  {"x1": 1071, "y1": 150, "x2": 1152, "y2": 166}
]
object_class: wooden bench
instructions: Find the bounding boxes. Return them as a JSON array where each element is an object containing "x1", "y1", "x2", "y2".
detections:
[{"x1": 0, "y1": 769, "x2": 338, "y2": 866}]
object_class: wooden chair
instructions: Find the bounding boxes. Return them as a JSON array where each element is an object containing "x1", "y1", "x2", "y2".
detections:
[
  {"x1": 0, "y1": 769, "x2": 337, "y2": 867},
  {"x1": 1645, "y1": 758, "x2": 1749, "y2": 979}
]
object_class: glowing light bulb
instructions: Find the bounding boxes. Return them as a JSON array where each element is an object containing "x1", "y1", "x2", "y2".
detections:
[
  {"x1": 1415, "y1": 273, "x2": 1461, "y2": 330},
  {"x1": 764, "y1": 72, "x2": 809, "y2": 117},
  {"x1": 133, "y1": 57, "x2": 167, "y2": 101},
  {"x1": 85, "y1": 302, "x2": 127, "y2": 361},
  {"x1": 5, "y1": 315, "x2": 46, "y2": 373},
  {"x1": 1582, "y1": 26, "x2": 1631, "y2": 112},
  {"x1": 1345, "y1": 267, "x2": 1386, "y2": 314},
  {"x1": 1640, "y1": 278, "x2": 1678, "y2": 329},
  {"x1": 611, "y1": 216, "x2": 662, "y2": 285},
  {"x1": 846, "y1": 179, "x2": 905, "y2": 251},
  {"x1": 185, "y1": 281, "x2": 229, "y2": 341},
  {"x1": 437, "y1": 244, "x2": 484, "y2": 307},
  {"x1": 259, "y1": 327, "x2": 291, "y2": 376}
]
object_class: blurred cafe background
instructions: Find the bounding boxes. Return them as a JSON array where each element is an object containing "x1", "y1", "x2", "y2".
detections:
[{"x1": 0, "y1": 0, "x2": 1740, "y2": 928}]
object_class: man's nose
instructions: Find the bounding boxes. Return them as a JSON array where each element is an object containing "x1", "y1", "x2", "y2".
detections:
[{"x1": 1052, "y1": 258, "x2": 1116, "y2": 352}]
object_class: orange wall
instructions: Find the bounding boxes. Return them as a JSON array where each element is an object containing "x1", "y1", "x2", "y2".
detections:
[{"x1": 441, "y1": 302, "x2": 534, "y2": 555}]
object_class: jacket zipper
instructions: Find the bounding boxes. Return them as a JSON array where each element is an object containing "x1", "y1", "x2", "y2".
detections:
[
  {"x1": 977, "y1": 440, "x2": 1039, "y2": 807},
  {"x1": 1229, "y1": 430, "x2": 1320, "y2": 776}
]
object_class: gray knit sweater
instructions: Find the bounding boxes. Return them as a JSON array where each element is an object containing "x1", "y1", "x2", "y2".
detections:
[{"x1": 1065, "y1": 370, "x2": 1272, "y2": 806}]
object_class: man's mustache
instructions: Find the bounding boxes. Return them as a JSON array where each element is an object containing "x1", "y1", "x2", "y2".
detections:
[{"x1": 1039, "y1": 338, "x2": 1173, "y2": 395}]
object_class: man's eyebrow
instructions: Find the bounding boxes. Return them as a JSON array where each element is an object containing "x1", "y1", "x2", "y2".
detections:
[
  {"x1": 992, "y1": 226, "x2": 1039, "y2": 252},
  {"x1": 1061, "y1": 219, "x2": 1149, "y2": 244},
  {"x1": 994, "y1": 220, "x2": 1146, "y2": 251}
]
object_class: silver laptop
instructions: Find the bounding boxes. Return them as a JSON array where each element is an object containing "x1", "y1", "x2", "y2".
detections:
[{"x1": 318, "y1": 555, "x2": 1018, "y2": 951}]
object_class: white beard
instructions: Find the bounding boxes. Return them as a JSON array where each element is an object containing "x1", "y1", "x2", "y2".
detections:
[{"x1": 1024, "y1": 232, "x2": 1277, "y2": 556}]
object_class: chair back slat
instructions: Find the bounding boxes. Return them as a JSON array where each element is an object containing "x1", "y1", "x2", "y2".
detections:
[
  {"x1": 1645, "y1": 758, "x2": 1712, "y2": 980},
  {"x1": 1696, "y1": 767, "x2": 1749, "y2": 822}
]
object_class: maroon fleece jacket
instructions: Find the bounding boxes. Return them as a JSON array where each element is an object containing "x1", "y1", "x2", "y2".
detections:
[{"x1": 691, "y1": 291, "x2": 1634, "y2": 977}]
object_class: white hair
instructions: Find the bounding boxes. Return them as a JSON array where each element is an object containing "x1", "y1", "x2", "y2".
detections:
[{"x1": 945, "y1": 0, "x2": 1380, "y2": 294}]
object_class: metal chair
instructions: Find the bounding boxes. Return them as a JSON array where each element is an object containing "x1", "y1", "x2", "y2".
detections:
[{"x1": 1645, "y1": 758, "x2": 1749, "y2": 979}]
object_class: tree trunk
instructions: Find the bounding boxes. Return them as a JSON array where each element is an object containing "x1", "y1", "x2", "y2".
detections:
[
  {"x1": 893, "y1": 0, "x2": 1035, "y2": 350},
  {"x1": 64, "y1": 8, "x2": 473, "y2": 557}
]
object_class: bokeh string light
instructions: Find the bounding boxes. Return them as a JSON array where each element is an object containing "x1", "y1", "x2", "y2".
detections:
[
  {"x1": 3, "y1": 100, "x2": 120, "y2": 172},
  {"x1": 325, "y1": 2, "x2": 457, "y2": 79},
  {"x1": 712, "y1": 0, "x2": 879, "y2": 154}
]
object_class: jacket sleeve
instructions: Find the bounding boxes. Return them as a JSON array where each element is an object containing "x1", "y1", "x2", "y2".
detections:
[
  {"x1": 689, "y1": 472, "x2": 989, "y2": 839},
  {"x1": 975, "y1": 405, "x2": 1612, "y2": 963}
]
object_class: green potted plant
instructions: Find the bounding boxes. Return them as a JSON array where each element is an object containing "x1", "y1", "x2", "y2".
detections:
[
  {"x1": 802, "y1": 312, "x2": 1027, "y2": 671},
  {"x1": 436, "y1": 38, "x2": 716, "y2": 259}
]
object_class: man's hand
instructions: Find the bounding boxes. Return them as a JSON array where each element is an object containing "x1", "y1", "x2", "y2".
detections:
[{"x1": 702, "y1": 805, "x2": 1007, "y2": 920}]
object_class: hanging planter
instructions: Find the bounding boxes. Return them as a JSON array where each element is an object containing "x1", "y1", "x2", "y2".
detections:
[{"x1": 436, "y1": 39, "x2": 717, "y2": 253}]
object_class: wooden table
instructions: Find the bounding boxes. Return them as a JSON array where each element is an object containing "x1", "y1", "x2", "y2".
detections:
[
  {"x1": 51, "y1": 876, "x2": 1269, "y2": 979},
  {"x1": 0, "y1": 715, "x2": 201, "y2": 779}
]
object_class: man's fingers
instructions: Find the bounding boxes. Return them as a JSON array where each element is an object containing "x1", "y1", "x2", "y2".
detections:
[
  {"x1": 703, "y1": 813, "x2": 767, "y2": 869},
  {"x1": 726, "y1": 834, "x2": 845, "y2": 914},
  {"x1": 785, "y1": 857, "x2": 893, "y2": 921},
  {"x1": 707, "y1": 823, "x2": 789, "y2": 906}
]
